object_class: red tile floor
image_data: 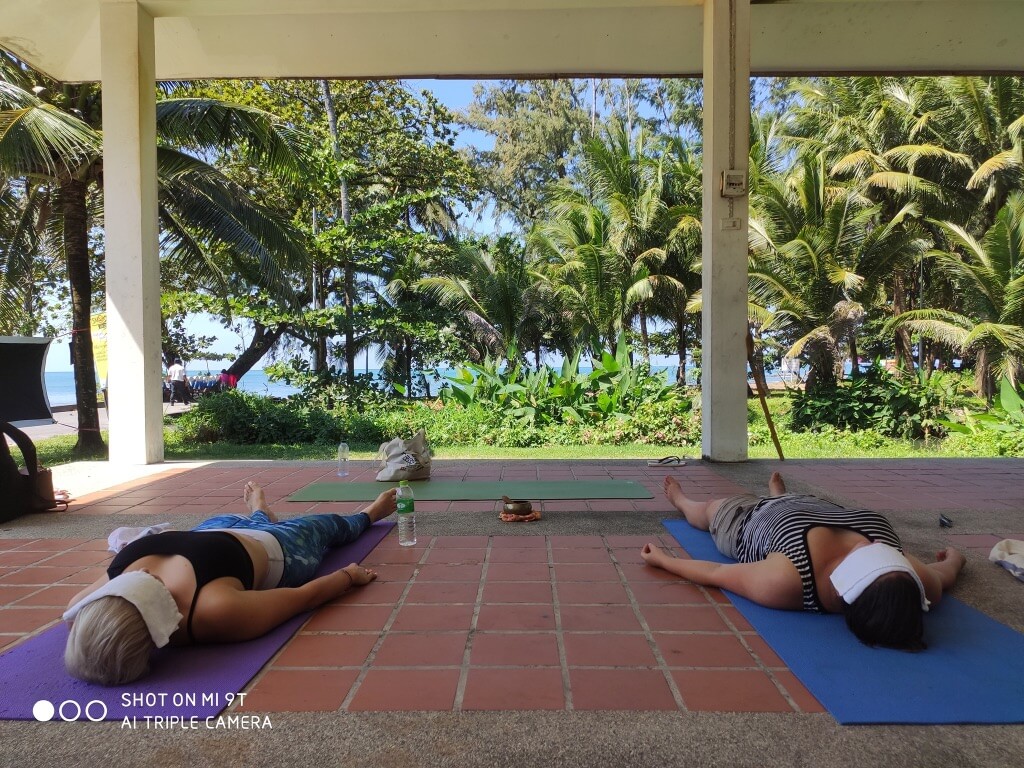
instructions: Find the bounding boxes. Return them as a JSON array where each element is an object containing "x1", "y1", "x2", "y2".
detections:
[{"x1": 2, "y1": 458, "x2": 1021, "y2": 715}]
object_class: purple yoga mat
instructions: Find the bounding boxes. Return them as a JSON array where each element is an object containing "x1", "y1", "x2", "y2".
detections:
[{"x1": 0, "y1": 520, "x2": 394, "y2": 721}]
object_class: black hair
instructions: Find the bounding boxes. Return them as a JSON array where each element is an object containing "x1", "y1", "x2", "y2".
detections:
[{"x1": 842, "y1": 572, "x2": 926, "y2": 652}]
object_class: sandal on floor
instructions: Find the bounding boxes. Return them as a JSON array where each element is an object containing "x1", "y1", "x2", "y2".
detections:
[{"x1": 647, "y1": 456, "x2": 686, "y2": 467}]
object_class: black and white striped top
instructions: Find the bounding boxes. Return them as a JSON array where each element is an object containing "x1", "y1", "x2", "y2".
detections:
[{"x1": 735, "y1": 494, "x2": 903, "y2": 613}]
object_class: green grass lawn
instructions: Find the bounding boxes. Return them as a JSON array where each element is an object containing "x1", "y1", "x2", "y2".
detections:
[
  {"x1": 19, "y1": 390, "x2": 1011, "y2": 467},
  {"x1": 26, "y1": 427, "x2": 962, "y2": 468}
]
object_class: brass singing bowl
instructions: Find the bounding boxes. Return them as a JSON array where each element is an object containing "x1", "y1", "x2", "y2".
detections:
[{"x1": 501, "y1": 496, "x2": 533, "y2": 515}]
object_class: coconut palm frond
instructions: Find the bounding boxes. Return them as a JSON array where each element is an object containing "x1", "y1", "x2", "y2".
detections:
[
  {"x1": 156, "y1": 98, "x2": 313, "y2": 181},
  {"x1": 883, "y1": 144, "x2": 974, "y2": 173},
  {"x1": 964, "y1": 322, "x2": 1024, "y2": 354},
  {"x1": 864, "y1": 171, "x2": 943, "y2": 198},
  {"x1": 830, "y1": 149, "x2": 882, "y2": 177},
  {"x1": 884, "y1": 309, "x2": 972, "y2": 349},
  {"x1": 0, "y1": 102, "x2": 100, "y2": 178},
  {"x1": 967, "y1": 150, "x2": 1021, "y2": 190}
]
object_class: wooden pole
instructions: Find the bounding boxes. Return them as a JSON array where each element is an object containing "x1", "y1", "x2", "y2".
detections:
[{"x1": 746, "y1": 329, "x2": 784, "y2": 461}]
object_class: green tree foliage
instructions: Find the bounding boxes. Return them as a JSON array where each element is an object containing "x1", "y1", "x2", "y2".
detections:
[
  {"x1": 460, "y1": 80, "x2": 592, "y2": 229},
  {"x1": 0, "y1": 52, "x2": 308, "y2": 456}
]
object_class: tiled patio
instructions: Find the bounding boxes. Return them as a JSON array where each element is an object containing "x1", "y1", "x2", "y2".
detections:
[{"x1": 1, "y1": 457, "x2": 1022, "y2": 719}]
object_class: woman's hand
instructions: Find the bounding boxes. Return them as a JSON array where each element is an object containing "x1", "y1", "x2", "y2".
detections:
[
  {"x1": 342, "y1": 563, "x2": 377, "y2": 587},
  {"x1": 935, "y1": 547, "x2": 966, "y2": 572}
]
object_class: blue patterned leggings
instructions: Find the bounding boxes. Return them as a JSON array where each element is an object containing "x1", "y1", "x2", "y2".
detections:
[{"x1": 192, "y1": 511, "x2": 371, "y2": 587}]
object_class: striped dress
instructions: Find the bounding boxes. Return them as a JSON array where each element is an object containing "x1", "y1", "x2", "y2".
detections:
[{"x1": 734, "y1": 494, "x2": 903, "y2": 612}]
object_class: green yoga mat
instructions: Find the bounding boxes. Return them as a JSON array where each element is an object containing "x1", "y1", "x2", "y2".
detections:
[{"x1": 289, "y1": 479, "x2": 653, "y2": 502}]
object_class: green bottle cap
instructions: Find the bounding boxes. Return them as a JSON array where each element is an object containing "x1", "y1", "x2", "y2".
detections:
[{"x1": 399, "y1": 480, "x2": 409, "y2": 486}]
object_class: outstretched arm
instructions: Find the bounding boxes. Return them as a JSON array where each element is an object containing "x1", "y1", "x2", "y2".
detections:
[
  {"x1": 641, "y1": 544, "x2": 802, "y2": 610},
  {"x1": 907, "y1": 547, "x2": 966, "y2": 607},
  {"x1": 196, "y1": 564, "x2": 377, "y2": 642}
]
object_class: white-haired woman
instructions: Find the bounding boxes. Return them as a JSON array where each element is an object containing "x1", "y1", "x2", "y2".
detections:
[{"x1": 64, "y1": 483, "x2": 396, "y2": 685}]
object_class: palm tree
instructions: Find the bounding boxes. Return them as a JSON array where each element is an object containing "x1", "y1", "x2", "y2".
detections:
[
  {"x1": 0, "y1": 61, "x2": 310, "y2": 456},
  {"x1": 748, "y1": 154, "x2": 928, "y2": 393},
  {"x1": 784, "y1": 77, "x2": 974, "y2": 369},
  {"x1": 569, "y1": 122, "x2": 690, "y2": 360},
  {"x1": 418, "y1": 236, "x2": 550, "y2": 366},
  {"x1": 530, "y1": 201, "x2": 634, "y2": 357},
  {"x1": 887, "y1": 193, "x2": 1024, "y2": 400}
]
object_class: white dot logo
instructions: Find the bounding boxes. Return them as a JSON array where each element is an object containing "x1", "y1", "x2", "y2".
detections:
[{"x1": 32, "y1": 700, "x2": 55, "y2": 722}]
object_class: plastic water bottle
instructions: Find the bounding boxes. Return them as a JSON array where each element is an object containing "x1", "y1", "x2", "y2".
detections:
[
  {"x1": 396, "y1": 480, "x2": 416, "y2": 546},
  {"x1": 337, "y1": 441, "x2": 350, "y2": 477}
]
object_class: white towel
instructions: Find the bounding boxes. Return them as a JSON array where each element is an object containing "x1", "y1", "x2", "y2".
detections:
[
  {"x1": 830, "y1": 542, "x2": 930, "y2": 611},
  {"x1": 107, "y1": 523, "x2": 171, "y2": 553},
  {"x1": 990, "y1": 539, "x2": 1024, "y2": 583},
  {"x1": 62, "y1": 571, "x2": 183, "y2": 647}
]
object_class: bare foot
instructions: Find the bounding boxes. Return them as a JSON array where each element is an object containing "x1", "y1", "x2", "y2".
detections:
[
  {"x1": 243, "y1": 481, "x2": 278, "y2": 522},
  {"x1": 343, "y1": 563, "x2": 378, "y2": 586},
  {"x1": 768, "y1": 471, "x2": 786, "y2": 496},
  {"x1": 663, "y1": 476, "x2": 687, "y2": 511},
  {"x1": 641, "y1": 543, "x2": 670, "y2": 570},
  {"x1": 363, "y1": 487, "x2": 398, "y2": 523}
]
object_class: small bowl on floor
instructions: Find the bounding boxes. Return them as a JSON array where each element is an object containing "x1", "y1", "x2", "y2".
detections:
[{"x1": 501, "y1": 498, "x2": 533, "y2": 515}]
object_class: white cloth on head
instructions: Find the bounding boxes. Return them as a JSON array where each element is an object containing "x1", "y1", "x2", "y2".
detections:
[
  {"x1": 107, "y1": 523, "x2": 172, "y2": 553},
  {"x1": 830, "y1": 542, "x2": 930, "y2": 611},
  {"x1": 62, "y1": 571, "x2": 183, "y2": 647}
]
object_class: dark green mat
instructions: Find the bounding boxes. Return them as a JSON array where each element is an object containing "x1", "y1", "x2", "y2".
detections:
[{"x1": 288, "y1": 479, "x2": 653, "y2": 502}]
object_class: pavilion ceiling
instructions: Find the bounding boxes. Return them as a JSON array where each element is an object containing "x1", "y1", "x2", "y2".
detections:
[{"x1": 1, "y1": 1, "x2": 1022, "y2": 83}]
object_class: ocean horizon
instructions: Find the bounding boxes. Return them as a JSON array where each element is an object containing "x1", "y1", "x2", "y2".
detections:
[
  {"x1": 43, "y1": 358, "x2": 816, "y2": 408},
  {"x1": 43, "y1": 368, "x2": 301, "y2": 407}
]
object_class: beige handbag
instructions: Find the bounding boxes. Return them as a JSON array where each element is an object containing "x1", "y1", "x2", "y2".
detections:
[{"x1": 376, "y1": 428, "x2": 432, "y2": 481}]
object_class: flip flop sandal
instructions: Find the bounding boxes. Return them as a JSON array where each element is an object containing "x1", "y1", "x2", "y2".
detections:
[{"x1": 647, "y1": 456, "x2": 686, "y2": 467}]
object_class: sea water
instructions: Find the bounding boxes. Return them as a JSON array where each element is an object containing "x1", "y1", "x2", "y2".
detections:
[{"x1": 43, "y1": 369, "x2": 300, "y2": 407}]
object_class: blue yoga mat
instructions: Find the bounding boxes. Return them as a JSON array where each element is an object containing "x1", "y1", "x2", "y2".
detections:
[{"x1": 663, "y1": 519, "x2": 1024, "y2": 724}]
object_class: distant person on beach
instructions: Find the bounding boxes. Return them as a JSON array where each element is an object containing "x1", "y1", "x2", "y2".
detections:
[
  {"x1": 166, "y1": 358, "x2": 190, "y2": 405},
  {"x1": 63, "y1": 483, "x2": 397, "y2": 685},
  {"x1": 642, "y1": 472, "x2": 966, "y2": 651},
  {"x1": 219, "y1": 368, "x2": 238, "y2": 390}
]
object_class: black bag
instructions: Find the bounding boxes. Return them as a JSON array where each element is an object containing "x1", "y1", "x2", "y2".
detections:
[{"x1": 1, "y1": 421, "x2": 62, "y2": 520}]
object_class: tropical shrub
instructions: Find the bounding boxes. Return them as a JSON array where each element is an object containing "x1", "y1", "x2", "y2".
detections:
[
  {"x1": 174, "y1": 390, "x2": 382, "y2": 446},
  {"x1": 789, "y1": 363, "x2": 960, "y2": 439},
  {"x1": 441, "y1": 339, "x2": 679, "y2": 427},
  {"x1": 941, "y1": 377, "x2": 1024, "y2": 456}
]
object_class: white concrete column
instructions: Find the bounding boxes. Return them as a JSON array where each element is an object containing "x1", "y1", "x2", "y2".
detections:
[
  {"x1": 100, "y1": 0, "x2": 164, "y2": 464},
  {"x1": 701, "y1": 0, "x2": 750, "y2": 462}
]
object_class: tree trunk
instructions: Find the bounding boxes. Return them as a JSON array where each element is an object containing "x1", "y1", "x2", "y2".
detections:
[
  {"x1": 975, "y1": 347, "x2": 997, "y2": 403},
  {"x1": 404, "y1": 335, "x2": 414, "y2": 399},
  {"x1": 63, "y1": 179, "x2": 105, "y2": 458},
  {"x1": 319, "y1": 79, "x2": 356, "y2": 386},
  {"x1": 891, "y1": 275, "x2": 916, "y2": 370},
  {"x1": 311, "y1": 264, "x2": 327, "y2": 373},
  {"x1": 638, "y1": 307, "x2": 650, "y2": 364},
  {"x1": 804, "y1": 337, "x2": 840, "y2": 395},
  {"x1": 226, "y1": 322, "x2": 288, "y2": 380},
  {"x1": 749, "y1": 332, "x2": 770, "y2": 397},
  {"x1": 849, "y1": 332, "x2": 859, "y2": 380},
  {"x1": 676, "y1": 313, "x2": 687, "y2": 387}
]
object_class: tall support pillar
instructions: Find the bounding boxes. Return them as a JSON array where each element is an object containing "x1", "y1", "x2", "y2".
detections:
[
  {"x1": 100, "y1": 0, "x2": 164, "y2": 464},
  {"x1": 701, "y1": 0, "x2": 750, "y2": 462}
]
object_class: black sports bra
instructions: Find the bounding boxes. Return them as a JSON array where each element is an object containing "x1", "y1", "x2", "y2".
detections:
[{"x1": 108, "y1": 531, "x2": 255, "y2": 642}]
